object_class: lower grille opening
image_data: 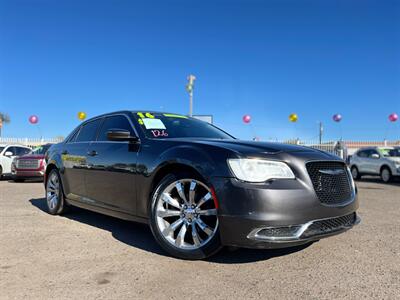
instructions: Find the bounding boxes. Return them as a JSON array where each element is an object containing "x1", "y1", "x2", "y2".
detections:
[
  {"x1": 249, "y1": 213, "x2": 358, "y2": 241},
  {"x1": 256, "y1": 226, "x2": 301, "y2": 239},
  {"x1": 301, "y1": 213, "x2": 357, "y2": 238}
]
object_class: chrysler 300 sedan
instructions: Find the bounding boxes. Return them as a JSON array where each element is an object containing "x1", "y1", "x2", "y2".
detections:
[{"x1": 45, "y1": 111, "x2": 360, "y2": 259}]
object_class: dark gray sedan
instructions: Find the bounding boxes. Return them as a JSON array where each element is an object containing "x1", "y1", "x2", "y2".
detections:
[{"x1": 45, "y1": 111, "x2": 360, "y2": 259}]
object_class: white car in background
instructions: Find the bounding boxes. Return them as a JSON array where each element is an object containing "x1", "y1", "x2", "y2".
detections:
[
  {"x1": 349, "y1": 147, "x2": 400, "y2": 183},
  {"x1": 0, "y1": 145, "x2": 31, "y2": 178}
]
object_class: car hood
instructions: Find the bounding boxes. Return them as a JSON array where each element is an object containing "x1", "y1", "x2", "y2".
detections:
[
  {"x1": 387, "y1": 157, "x2": 400, "y2": 163},
  {"x1": 17, "y1": 154, "x2": 45, "y2": 160},
  {"x1": 166, "y1": 138, "x2": 330, "y2": 157}
]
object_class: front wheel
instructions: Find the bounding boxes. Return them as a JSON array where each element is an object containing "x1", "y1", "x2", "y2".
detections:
[
  {"x1": 149, "y1": 173, "x2": 222, "y2": 260},
  {"x1": 46, "y1": 169, "x2": 68, "y2": 215},
  {"x1": 351, "y1": 166, "x2": 361, "y2": 180},
  {"x1": 380, "y1": 167, "x2": 392, "y2": 183}
]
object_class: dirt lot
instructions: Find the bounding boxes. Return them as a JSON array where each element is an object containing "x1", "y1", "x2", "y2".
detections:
[{"x1": 1, "y1": 178, "x2": 399, "y2": 300}]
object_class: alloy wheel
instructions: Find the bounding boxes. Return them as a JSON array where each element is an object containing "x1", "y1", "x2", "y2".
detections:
[
  {"x1": 155, "y1": 179, "x2": 218, "y2": 250},
  {"x1": 381, "y1": 169, "x2": 391, "y2": 182},
  {"x1": 46, "y1": 172, "x2": 60, "y2": 210},
  {"x1": 351, "y1": 167, "x2": 358, "y2": 179}
]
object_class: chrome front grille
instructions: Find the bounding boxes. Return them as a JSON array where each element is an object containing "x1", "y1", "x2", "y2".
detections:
[
  {"x1": 17, "y1": 159, "x2": 40, "y2": 169},
  {"x1": 306, "y1": 161, "x2": 353, "y2": 205}
]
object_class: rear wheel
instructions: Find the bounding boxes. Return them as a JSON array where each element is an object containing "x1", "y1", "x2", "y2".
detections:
[
  {"x1": 380, "y1": 167, "x2": 392, "y2": 183},
  {"x1": 46, "y1": 169, "x2": 68, "y2": 215},
  {"x1": 149, "y1": 173, "x2": 221, "y2": 260},
  {"x1": 351, "y1": 166, "x2": 361, "y2": 180}
]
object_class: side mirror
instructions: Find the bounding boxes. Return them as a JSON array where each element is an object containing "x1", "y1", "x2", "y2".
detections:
[
  {"x1": 371, "y1": 153, "x2": 380, "y2": 159},
  {"x1": 4, "y1": 151, "x2": 13, "y2": 157},
  {"x1": 107, "y1": 129, "x2": 139, "y2": 142}
]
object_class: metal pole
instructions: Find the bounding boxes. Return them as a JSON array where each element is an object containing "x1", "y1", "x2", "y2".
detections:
[
  {"x1": 189, "y1": 90, "x2": 193, "y2": 117},
  {"x1": 319, "y1": 122, "x2": 323, "y2": 144},
  {"x1": 186, "y1": 75, "x2": 196, "y2": 117}
]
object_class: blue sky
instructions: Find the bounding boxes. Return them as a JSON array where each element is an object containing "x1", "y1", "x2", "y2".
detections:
[{"x1": 0, "y1": 0, "x2": 399, "y2": 141}]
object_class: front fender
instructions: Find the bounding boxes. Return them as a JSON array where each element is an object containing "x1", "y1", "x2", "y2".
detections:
[{"x1": 135, "y1": 143, "x2": 232, "y2": 218}]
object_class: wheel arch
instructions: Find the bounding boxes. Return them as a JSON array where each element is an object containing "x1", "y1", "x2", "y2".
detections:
[
  {"x1": 380, "y1": 164, "x2": 392, "y2": 174},
  {"x1": 150, "y1": 162, "x2": 208, "y2": 198},
  {"x1": 45, "y1": 163, "x2": 58, "y2": 187}
]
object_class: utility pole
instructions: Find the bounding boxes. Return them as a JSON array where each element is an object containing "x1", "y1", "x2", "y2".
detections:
[
  {"x1": 319, "y1": 121, "x2": 324, "y2": 144},
  {"x1": 186, "y1": 75, "x2": 196, "y2": 117}
]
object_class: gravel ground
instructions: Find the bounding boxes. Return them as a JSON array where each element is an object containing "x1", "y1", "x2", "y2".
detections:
[{"x1": 1, "y1": 178, "x2": 399, "y2": 300}]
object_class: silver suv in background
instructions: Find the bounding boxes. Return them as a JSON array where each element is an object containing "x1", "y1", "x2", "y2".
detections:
[{"x1": 350, "y1": 147, "x2": 400, "y2": 183}]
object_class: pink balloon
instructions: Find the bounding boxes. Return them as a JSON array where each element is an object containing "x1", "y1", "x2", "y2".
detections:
[
  {"x1": 333, "y1": 114, "x2": 342, "y2": 122},
  {"x1": 389, "y1": 113, "x2": 398, "y2": 122},
  {"x1": 242, "y1": 115, "x2": 251, "y2": 124},
  {"x1": 29, "y1": 115, "x2": 39, "y2": 124}
]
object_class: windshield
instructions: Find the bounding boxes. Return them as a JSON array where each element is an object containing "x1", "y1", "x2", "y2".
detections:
[
  {"x1": 379, "y1": 148, "x2": 400, "y2": 157},
  {"x1": 30, "y1": 144, "x2": 51, "y2": 155},
  {"x1": 132, "y1": 112, "x2": 234, "y2": 139}
]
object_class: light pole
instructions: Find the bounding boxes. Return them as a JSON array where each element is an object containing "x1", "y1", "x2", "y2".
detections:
[
  {"x1": 319, "y1": 121, "x2": 324, "y2": 144},
  {"x1": 186, "y1": 75, "x2": 196, "y2": 117}
]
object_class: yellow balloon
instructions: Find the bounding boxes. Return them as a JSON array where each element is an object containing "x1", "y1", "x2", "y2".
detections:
[
  {"x1": 77, "y1": 112, "x2": 87, "y2": 121},
  {"x1": 289, "y1": 113, "x2": 298, "y2": 122}
]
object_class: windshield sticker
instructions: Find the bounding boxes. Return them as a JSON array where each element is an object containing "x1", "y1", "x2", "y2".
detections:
[
  {"x1": 142, "y1": 118, "x2": 166, "y2": 130},
  {"x1": 163, "y1": 113, "x2": 188, "y2": 119},
  {"x1": 151, "y1": 130, "x2": 169, "y2": 137}
]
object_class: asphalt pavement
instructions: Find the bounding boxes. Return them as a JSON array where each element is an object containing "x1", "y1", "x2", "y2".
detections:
[{"x1": 1, "y1": 177, "x2": 399, "y2": 299}]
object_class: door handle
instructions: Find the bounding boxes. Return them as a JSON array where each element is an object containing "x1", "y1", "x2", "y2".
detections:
[{"x1": 87, "y1": 150, "x2": 98, "y2": 157}]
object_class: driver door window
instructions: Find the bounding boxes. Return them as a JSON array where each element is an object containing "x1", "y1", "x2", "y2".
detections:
[{"x1": 97, "y1": 115, "x2": 135, "y2": 141}]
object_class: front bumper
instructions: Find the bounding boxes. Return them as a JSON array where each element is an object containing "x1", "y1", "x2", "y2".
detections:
[
  {"x1": 213, "y1": 177, "x2": 359, "y2": 249},
  {"x1": 12, "y1": 169, "x2": 45, "y2": 179}
]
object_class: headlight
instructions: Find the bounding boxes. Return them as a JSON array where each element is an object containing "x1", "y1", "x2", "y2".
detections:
[{"x1": 228, "y1": 158, "x2": 295, "y2": 182}]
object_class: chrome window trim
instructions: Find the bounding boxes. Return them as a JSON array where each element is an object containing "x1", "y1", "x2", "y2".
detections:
[{"x1": 66, "y1": 113, "x2": 140, "y2": 144}]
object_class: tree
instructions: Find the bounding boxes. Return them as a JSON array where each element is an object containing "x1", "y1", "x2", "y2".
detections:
[{"x1": 0, "y1": 112, "x2": 11, "y2": 138}]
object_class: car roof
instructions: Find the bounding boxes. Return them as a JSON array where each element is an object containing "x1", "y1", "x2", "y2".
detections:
[
  {"x1": 0, "y1": 144, "x2": 30, "y2": 147},
  {"x1": 80, "y1": 110, "x2": 189, "y2": 125},
  {"x1": 357, "y1": 146, "x2": 394, "y2": 151}
]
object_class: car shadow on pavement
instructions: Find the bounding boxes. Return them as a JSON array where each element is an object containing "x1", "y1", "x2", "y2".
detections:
[
  {"x1": 29, "y1": 197, "x2": 311, "y2": 263},
  {"x1": 29, "y1": 197, "x2": 165, "y2": 256}
]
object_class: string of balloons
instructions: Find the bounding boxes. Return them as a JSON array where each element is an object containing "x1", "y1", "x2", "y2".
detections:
[{"x1": 241, "y1": 113, "x2": 398, "y2": 125}]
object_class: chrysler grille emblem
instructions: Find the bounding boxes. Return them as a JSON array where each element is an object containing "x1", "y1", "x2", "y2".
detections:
[{"x1": 319, "y1": 169, "x2": 345, "y2": 175}]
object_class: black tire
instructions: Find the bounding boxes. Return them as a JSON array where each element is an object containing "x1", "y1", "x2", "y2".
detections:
[
  {"x1": 0, "y1": 165, "x2": 3, "y2": 180},
  {"x1": 351, "y1": 166, "x2": 361, "y2": 180},
  {"x1": 45, "y1": 169, "x2": 69, "y2": 215},
  {"x1": 149, "y1": 172, "x2": 222, "y2": 260},
  {"x1": 380, "y1": 167, "x2": 392, "y2": 183}
]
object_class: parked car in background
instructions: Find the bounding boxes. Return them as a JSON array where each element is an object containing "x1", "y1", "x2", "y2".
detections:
[
  {"x1": 349, "y1": 147, "x2": 400, "y2": 183},
  {"x1": 0, "y1": 144, "x2": 31, "y2": 178},
  {"x1": 44, "y1": 111, "x2": 359, "y2": 259},
  {"x1": 11, "y1": 144, "x2": 53, "y2": 182}
]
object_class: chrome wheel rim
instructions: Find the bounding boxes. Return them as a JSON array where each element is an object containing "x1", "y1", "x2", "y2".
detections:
[
  {"x1": 382, "y1": 169, "x2": 390, "y2": 182},
  {"x1": 155, "y1": 179, "x2": 219, "y2": 250},
  {"x1": 46, "y1": 172, "x2": 60, "y2": 210}
]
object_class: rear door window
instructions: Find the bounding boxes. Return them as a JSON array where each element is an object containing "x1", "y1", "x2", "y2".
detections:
[
  {"x1": 357, "y1": 150, "x2": 368, "y2": 158},
  {"x1": 75, "y1": 119, "x2": 103, "y2": 142}
]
